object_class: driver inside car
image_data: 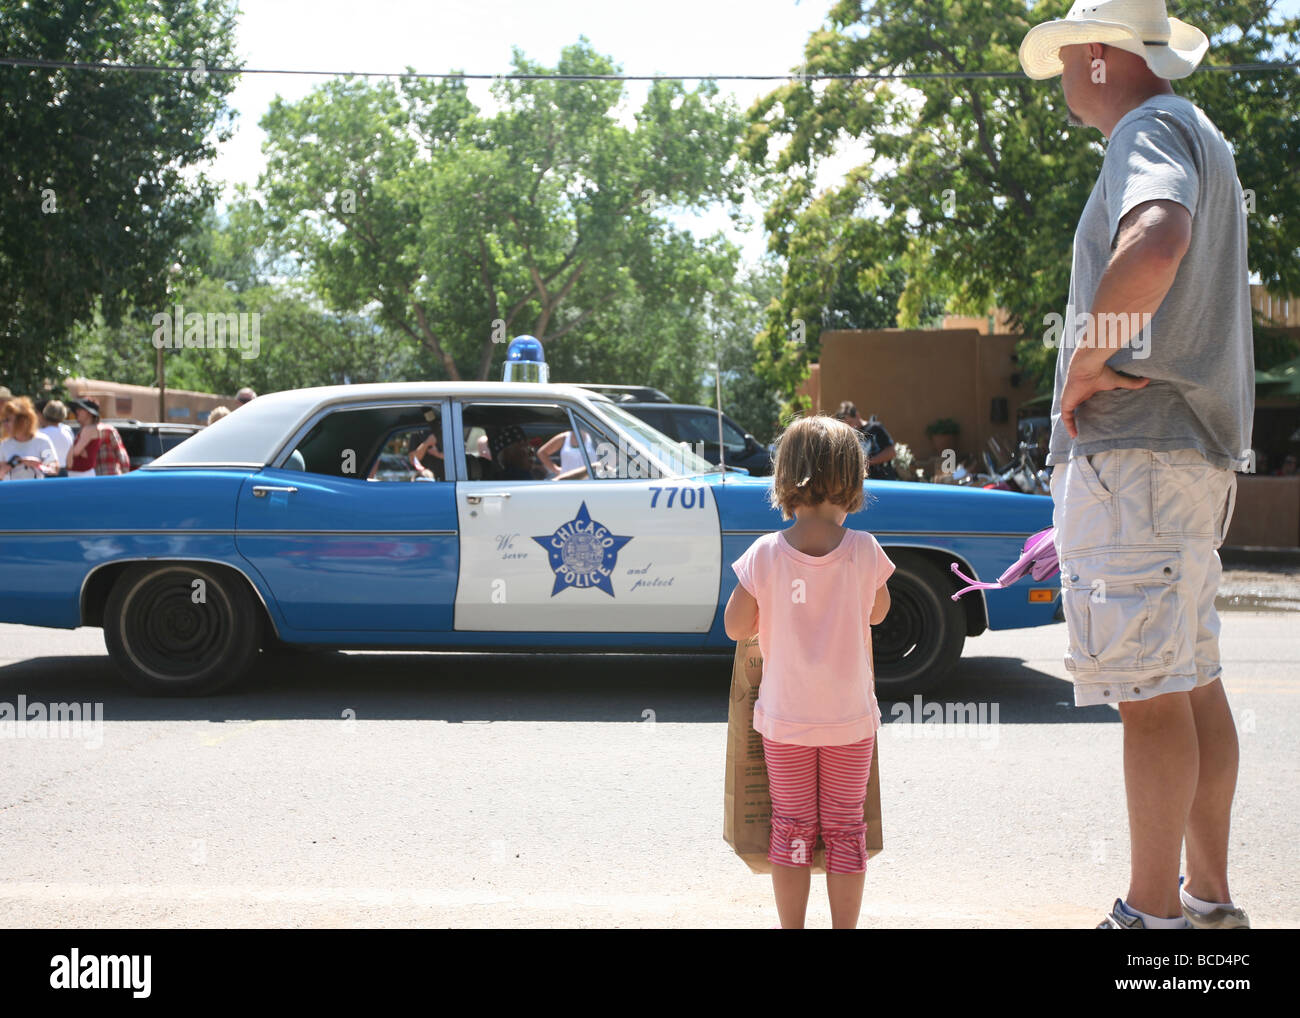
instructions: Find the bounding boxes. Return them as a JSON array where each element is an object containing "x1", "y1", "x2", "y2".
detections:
[{"x1": 489, "y1": 424, "x2": 587, "y2": 481}]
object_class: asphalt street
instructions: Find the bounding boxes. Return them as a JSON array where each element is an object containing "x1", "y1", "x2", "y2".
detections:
[{"x1": 0, "y1": 608, "x2": 1296, "y2": 929}]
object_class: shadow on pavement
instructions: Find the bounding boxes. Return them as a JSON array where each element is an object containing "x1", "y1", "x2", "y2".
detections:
[{"x1": 0, "y1": 649, "x2": 1112, "y2": 725}]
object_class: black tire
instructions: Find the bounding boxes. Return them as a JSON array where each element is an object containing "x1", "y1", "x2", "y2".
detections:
[
  {"x1": 872, "y1": 551, "x2": 966, "y2": 698},
  {"x1": 103, "y1": 563, "x2": 262, "y2": 696}
]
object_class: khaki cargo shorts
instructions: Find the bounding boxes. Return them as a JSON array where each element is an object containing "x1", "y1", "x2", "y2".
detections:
[{"x1": 1050, "y1": 448, "x2": 1237, "y2": 707}]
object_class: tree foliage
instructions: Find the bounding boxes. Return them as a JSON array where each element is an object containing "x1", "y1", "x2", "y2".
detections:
[
  {"x1": 745, "y1": 0, "x2": 1300, "y2": 409},
  {"x1": 0, "y1": 0, "x2": 240, "y2": 392},
  {"x1": 258, "y1": 38, "x2": 749, "y2": 383},
  {"x1": 73, "y1": 200, "x2": 425, "y2": 394}
]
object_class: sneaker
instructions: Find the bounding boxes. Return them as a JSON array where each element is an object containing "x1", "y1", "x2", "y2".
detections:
[
  {"x1": 1180, "y1": 877, "x2": 1250, "y2": 929},
  {"x1": 1097, "y1": 898, "x2": 1145, "y2": 929}
]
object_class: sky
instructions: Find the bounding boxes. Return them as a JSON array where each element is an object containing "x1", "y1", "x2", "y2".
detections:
[{"x1": 208, "y1": 0, "x2": 855, "y2": 261}]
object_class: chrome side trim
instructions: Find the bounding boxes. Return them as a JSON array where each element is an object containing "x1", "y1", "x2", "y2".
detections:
[
  {"x1": 0, "y1": 529, "x2": 459, "y2": 537},
  {"x1": 140, "y1": 463, "x2": 263, "y2": 471},
  {"x1": 723, "y1": 529, "x2": 1037, "y2": 539},
  {"x1": 236, "y1": 530, "x2": 458, "y2": 537}
]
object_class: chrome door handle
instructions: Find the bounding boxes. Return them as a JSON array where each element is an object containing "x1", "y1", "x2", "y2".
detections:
[
  {"x1": 252, "y1": 485, "x2": 299, "y2": 498},
  {"x1": 465, "y1": 492, "x2": 512, "y2": 505}
]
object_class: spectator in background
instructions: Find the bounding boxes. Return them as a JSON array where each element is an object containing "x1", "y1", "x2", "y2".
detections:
[
  {"x1": 67, "y1": 399, "x2": 130, "y2": 476},
  {"x1": 408, "y1": 426, "x2": 445, "y2": 481},
  {"x1": 0, "y1": 396, "x2": 13, "y2": 442},
  {"x1": 1272, "y1": 453, "x2": 1297, "y2": 476},
  {"x1": 236, "y1": 387, "x2": 256, "y2": 406},
  {"x1": 0, "y1": 397, "x2": 59, "y2": 480},
  {"x1": 207, "y1": 406, "x2": 232, "y2": 426},
  {"x1": 39, "y1": 400, "x2": 75, "y2": 474},
  {"x1": 835, "y1": 402, "x2": 898, "y2": 481}
]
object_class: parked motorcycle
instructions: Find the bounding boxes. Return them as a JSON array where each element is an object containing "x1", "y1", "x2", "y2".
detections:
[{"x1": 979, "y1": 437, "x2": 1051, "y2": 495}]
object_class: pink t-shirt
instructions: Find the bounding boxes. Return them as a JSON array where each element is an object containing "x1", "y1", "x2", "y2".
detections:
[{"x1": 731, "y1": 528, "x2": 895, "y2": 746}]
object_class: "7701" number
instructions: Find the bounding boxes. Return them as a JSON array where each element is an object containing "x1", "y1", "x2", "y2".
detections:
[{"x1": 648, "y1": 486, "x2": 707, "y2": 509}]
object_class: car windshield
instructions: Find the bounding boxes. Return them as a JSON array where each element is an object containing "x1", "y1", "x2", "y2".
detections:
[{"x1": 592, "y1": 402, "x2": 722, "y2": 476}]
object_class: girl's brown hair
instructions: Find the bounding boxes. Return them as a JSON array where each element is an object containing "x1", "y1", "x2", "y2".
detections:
[
  {"x1": 6, "y1": 396, "x2": 39, "y2": 442},
  {"x1": 768, "y1": 413, "x2": 866, "y2": 520}
]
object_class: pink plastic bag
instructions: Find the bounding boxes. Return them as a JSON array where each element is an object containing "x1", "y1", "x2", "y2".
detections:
[{"x1": 950, "y1": 527, "x2": 1059, "y2": 600}]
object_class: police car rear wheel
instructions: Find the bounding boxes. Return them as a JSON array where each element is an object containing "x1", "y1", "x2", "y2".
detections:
[
  {"x1": 103, "y1": 563, "x2": 261, "y2": 696},
  {"x1": 872, "y1": 552, "x2": 965, "y2": 698}
]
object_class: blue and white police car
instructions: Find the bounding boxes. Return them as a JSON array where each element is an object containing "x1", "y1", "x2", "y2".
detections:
[{"x1": 0, "y1": 339, "x2": 1058, "y2": 696}]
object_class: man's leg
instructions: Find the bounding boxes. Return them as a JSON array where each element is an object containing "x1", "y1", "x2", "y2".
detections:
[
  {"x1": 1117, "y1": 690, "x2": 1199, "y2": 919},
  {"x1": 1183, "y1": 678, "x2": 1238, "y2": 904},
  {"x1": 1183, "y1": 491, "x2": 1239, "y2": 907}
]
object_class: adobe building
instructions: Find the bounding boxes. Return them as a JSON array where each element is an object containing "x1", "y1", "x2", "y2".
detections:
[{"x1": 65, "y1": 378, "x2": 236, "y2": 425}]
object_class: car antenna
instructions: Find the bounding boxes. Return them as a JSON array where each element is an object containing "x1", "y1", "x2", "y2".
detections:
[{"x1": 711, "y1": 358, "x2": 727, "y2": 480}]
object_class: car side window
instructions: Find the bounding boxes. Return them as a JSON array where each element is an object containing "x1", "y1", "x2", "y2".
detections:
[
  {"x1": 284, "y1": 404, "x2": 446, "y2": 480},
  {"x1": 459, "y1": 401, "x2": 607, "y2": 482},
  {"x1": 629, "y1": 407, "x2": 671, "y2": 437},
  {"x1": 676, "y1": 411, "x2": 748, "y2": 454},
  {"x1": 369, "y1": 424, "x2": 445, "y2": 482},
  {"x1": 159, "y1": 432, "x2": 192, "y2": 454}
]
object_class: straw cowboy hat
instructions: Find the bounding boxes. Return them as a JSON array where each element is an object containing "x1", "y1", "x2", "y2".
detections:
[{"x1": 1020, "y1": 0, "x2": 1209, "y2": 80}]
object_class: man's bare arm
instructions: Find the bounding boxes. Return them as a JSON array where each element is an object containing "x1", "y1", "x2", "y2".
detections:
[{"x1": 1061, "y1": 199, "x2": 1191, "y2": 438}]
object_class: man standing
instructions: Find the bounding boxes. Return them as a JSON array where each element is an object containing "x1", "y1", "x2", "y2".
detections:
[{"x1": 1020, "y1": 1, "x2": 1253, "y2": 929}]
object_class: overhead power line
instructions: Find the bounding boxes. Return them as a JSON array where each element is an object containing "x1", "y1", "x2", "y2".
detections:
[{"x1": 0, "y1": 55, "x2": 1296, "y2": 80}]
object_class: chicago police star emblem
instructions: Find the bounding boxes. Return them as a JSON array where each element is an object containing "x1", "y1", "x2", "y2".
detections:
[{"x1": 533, "y1": 502, "x2": 632, "y2": 597}]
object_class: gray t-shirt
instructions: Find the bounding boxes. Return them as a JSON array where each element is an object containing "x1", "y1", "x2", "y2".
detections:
[{"x1": 1048, "y1": 94, "x2": 1254, "y2": 471}]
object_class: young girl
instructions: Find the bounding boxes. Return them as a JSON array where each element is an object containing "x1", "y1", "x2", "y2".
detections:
[{"x1": 723, "y1": 414, "x2": 893, "y2": 929}]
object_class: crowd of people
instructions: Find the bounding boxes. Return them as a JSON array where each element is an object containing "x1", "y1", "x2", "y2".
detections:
[
  {"x1": 0, "y1": 384, "x2": 256, "y2": 482},
  {"x1": 0, "y1": 392, "x2": 127, "y2": 481}
]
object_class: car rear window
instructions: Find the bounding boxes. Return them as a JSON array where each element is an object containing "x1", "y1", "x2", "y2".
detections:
[
  {"x1": 675, "y1": 410, "x2": 749, "y2": 453},
  {"x1": 115, "y1": 429, "x2": 155, "y2": 458},
  {"x1": 159, "y1": 432, "x2": 194, "y2": 453}
]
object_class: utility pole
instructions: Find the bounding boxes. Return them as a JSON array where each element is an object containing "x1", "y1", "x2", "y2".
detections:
[{"x1": 159, "y1": 262, "x2": 181, "y2": 421}]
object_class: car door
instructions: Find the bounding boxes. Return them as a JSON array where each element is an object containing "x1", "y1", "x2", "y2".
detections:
[
  {"x1": 235, "y1": 400, "x2": 459, "y2": 632},
  {"x1": 451, "y1": 397, "x2": 721, "y2": 634}
]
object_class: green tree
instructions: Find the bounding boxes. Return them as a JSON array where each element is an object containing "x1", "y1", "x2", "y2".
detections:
[
  {"x1": 258, "y1": 39, "x2": 748, "y2": 381},
  {"x1": 74, "y1": 200, "x2": 425, "y2": 393},
  {"x1": 745, "y1": 0, "x2": 1300, "y2": 409},
  {"x1": 0, "y1": 0, "x2": 241, "y2": 393}
]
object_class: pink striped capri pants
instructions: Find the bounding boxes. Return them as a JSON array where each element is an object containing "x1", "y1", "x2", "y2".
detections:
[{"x1": 762, "y1": 734, "x2": 875, "y2": 874}]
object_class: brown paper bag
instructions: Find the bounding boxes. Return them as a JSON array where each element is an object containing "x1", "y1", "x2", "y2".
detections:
[{"x1": 723, "y1": 635, "x2": 883, "y2": 874}]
